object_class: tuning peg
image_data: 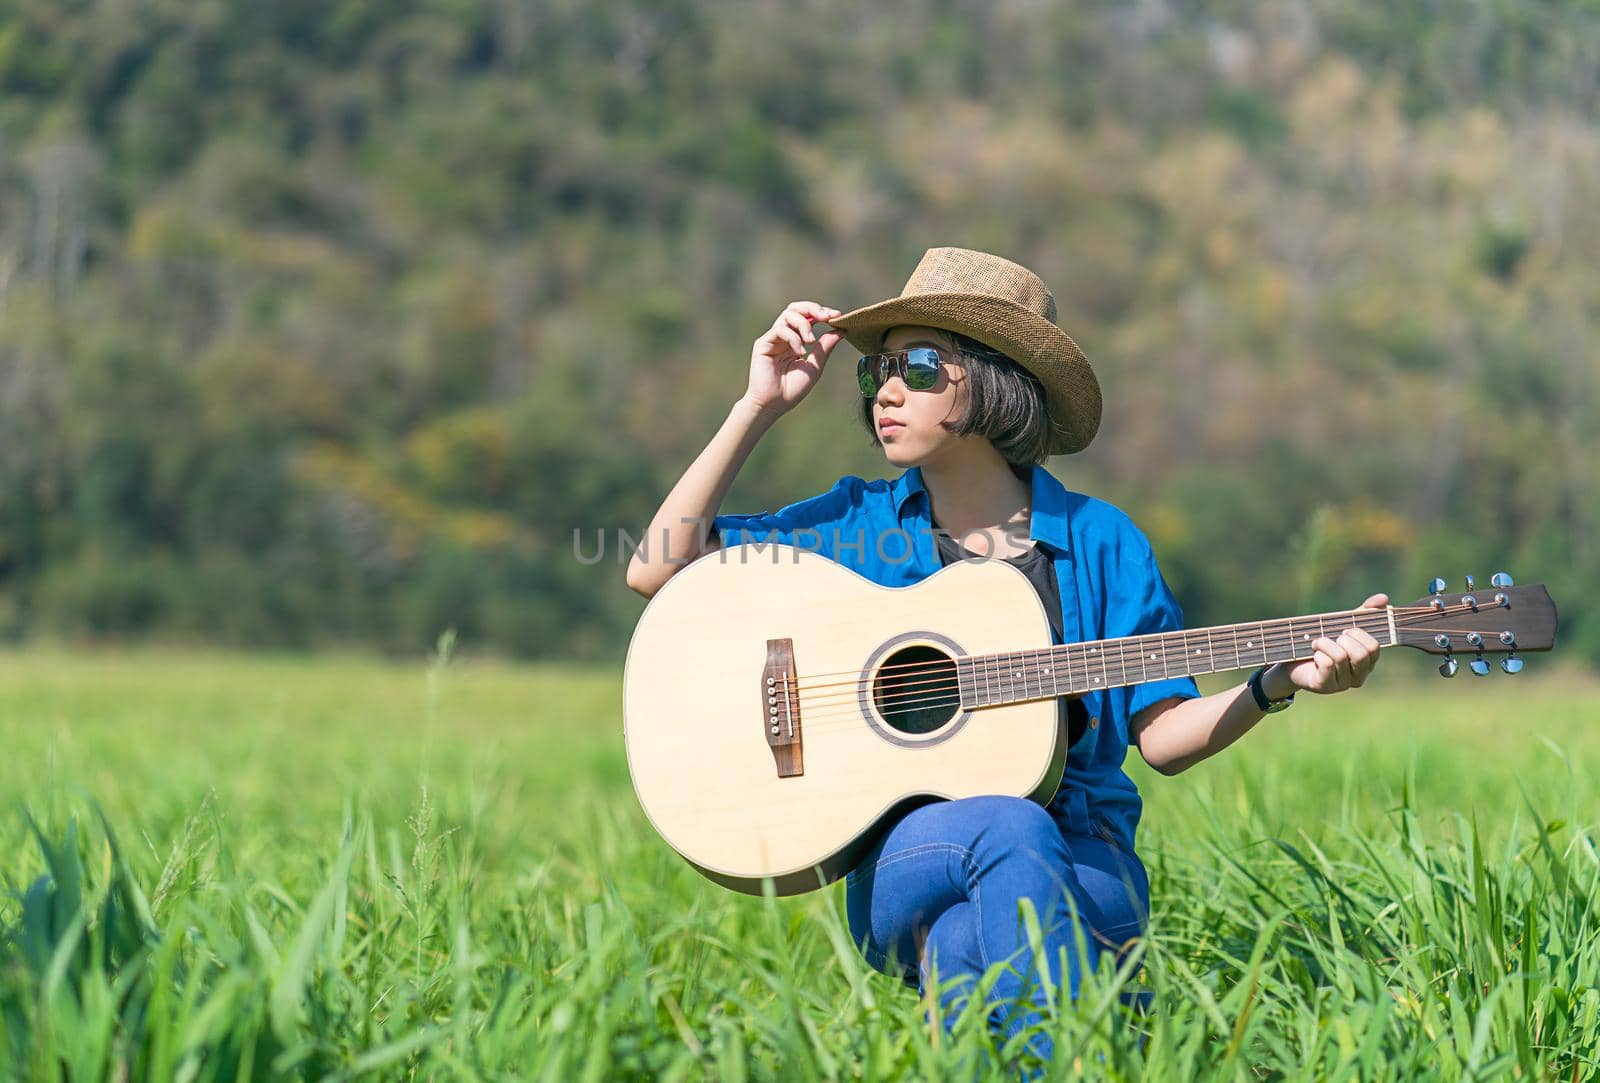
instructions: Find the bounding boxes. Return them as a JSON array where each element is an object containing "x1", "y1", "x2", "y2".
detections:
[
  {"x1": 1490, "y1": 572, "x2": 1514, "y2": 588},
  {"x1": 1470, "y1": 656, "x2": 1490, "y2": 676},
  {"x1": 1428, "y1": 577, "x2": 1447, "y2": 595},
  {"x1": 1501, "y1": 656, "x2": 1524, "y2": 674},
  {"x1": 1439, "y1": 656, "x2": 1458, "y2": 677},
  {"x1": 1464, "y1": 574, "x2": 1475, "y2": 591}
]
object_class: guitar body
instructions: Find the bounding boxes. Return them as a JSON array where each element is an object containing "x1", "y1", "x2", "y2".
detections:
[{"x1": 624, "y1": 546, "x2": 1066, "y2": 896}]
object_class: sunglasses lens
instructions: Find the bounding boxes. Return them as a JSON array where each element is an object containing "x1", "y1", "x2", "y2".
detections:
[
  {"x1": 858, "y1": 348, "x2": 942, "y2": 397},
  {"x1": 904, "y1": 347, "x2": 941, "y2": 390},
  {"x1": 856, "y1": 357, "x2": 879, "y2": 398}
]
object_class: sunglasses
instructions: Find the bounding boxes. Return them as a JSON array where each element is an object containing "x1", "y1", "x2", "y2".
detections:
[{"x1": 856, "y1": 346, "x2": 945, "y2": 398}]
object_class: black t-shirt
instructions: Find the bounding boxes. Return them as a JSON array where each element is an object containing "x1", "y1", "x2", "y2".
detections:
[{"x1": 933, "y1": 523, "x2": 1090, "y2": 746}]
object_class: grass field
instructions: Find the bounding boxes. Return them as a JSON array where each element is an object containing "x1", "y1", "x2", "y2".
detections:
[{"x1": 1, "y1": 643, "x2": 1597, "y2": 1080}]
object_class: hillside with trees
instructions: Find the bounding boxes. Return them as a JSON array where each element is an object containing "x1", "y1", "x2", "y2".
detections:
[{"x1": 1, "y1": 0, "x2": 1596, "y2": 662}]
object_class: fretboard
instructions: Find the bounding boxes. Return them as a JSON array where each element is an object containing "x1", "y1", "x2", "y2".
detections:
[{"x1": 956, "y1": 607, "x2": 1396, "y2": 709}]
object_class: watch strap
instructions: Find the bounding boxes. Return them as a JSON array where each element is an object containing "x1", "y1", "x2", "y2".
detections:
[{"x1": 1248, "y1": 665, "x2": 1294, "y2": 713}]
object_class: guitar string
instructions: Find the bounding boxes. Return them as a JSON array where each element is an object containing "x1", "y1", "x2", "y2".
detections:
[
  {"x1": 783, "y1": 606, "x2": 1499, "y2": 723},
  {"x1": 790, "y1": 611, "x2": 1397, "y2": 713},
  {"x1": 769, "y1": 604, "x2": 1515, "y2": 732},
  {"x1": 788, "y1": 602, "x2": 1484, "y2": 690},
  {"x1": 784, "y1": 602, "x2": 1479, "y2": 706},
  {"x1": 777, "y1": 619, "x2": 1523, "y2": 736},
  {"x1": 793, "y1": 619, "x2": 1395, "y2": 718}
]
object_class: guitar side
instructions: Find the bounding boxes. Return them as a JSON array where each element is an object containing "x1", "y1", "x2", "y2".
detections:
[{"x1": 623, "y1": 545, "x2": 1064, "y2": 896}]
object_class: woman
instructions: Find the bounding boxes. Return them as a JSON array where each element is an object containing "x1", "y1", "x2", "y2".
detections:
[{"x1": 624, "y1": 247, "x2": 1385, "y2": 1062}]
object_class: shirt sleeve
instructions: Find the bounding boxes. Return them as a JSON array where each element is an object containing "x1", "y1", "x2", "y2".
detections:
[
  {"x1": 1115, "y1": 536, "x2": 1203, "y2": 726},
  {"x1": 711, "y1": 476, "x2": 860, "y2": 561}
]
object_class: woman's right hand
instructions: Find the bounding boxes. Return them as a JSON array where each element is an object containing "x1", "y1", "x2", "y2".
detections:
[{"x1": 741, "y1": 301, "x2": 846, "y2": 419}]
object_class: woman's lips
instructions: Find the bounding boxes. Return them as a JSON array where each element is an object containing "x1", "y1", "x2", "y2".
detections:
[{"x1": 878, "y1": 418, "x2": 905, "y2": 435}]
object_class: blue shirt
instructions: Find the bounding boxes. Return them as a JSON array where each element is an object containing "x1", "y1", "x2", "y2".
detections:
[{"x1": 712, "y1": 463, "x2": 1201, "y2": 852}]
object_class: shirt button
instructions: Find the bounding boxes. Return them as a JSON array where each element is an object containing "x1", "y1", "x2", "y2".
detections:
[{"x1": 1089, "y1": 716, "x2": 1099, "y2": 729}]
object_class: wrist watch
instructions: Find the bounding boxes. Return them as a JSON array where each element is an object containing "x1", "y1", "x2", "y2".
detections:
[{"x1": 1248, "y1": 665, "x2": 1296, "y2": 714}]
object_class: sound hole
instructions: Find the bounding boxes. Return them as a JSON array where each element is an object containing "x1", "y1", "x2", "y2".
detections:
[{"x1": 873, "y1": 644, "x2": 960, "y2": 735}]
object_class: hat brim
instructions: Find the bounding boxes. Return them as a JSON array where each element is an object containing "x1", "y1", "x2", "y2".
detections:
[{"x1": 828, "y1": 292, "x2": 1101, "y2": 455}]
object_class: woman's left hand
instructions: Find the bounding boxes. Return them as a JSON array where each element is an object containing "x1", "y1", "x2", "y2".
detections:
[{"x1": 1273, "y1": 593, "x2": 1388, "y2": 695}]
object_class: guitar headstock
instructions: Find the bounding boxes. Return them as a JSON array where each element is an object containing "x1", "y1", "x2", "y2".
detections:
[{"x1": 1395, "y1": 572, "x2": 1557, "y2": 676}]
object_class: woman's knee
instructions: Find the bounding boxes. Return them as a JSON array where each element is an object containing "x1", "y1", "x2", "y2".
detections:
[
  {"x1": 965, "y1": 794, "x2": 1059, "y2": 837},
  {"x1": 957, "y1": 796, "x2": 1065, "y2": 860}
]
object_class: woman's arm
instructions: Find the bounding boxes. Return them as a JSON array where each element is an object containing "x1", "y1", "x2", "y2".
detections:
[
  {"x1": 625, "y1": 301, "x2": 844, "y2": 599},
  {"x1": 1132, "y1": 593, "x2": 1388, "y2": 775}
]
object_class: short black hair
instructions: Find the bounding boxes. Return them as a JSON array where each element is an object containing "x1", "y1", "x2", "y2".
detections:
[{"x1": 859, "y1": 327, "x2": 1055, "y2": 466}]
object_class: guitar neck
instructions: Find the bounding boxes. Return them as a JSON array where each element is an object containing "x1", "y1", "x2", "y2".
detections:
[{"x1": 961, "y1": 606, "x2": 1397, "y2": 709}]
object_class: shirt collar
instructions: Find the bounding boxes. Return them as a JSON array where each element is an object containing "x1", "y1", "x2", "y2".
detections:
[{"x1": 891, "y1": 463, "x2": 1071, "y2": 555}]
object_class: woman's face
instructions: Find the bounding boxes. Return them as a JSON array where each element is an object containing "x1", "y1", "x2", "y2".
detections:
[{"x1": 868, "y1": 325, "x2": 970, "y2": 466}]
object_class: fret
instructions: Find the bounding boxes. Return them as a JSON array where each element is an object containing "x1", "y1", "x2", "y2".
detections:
[
  {"x1": 952, "y1": 610, "x2": 1401, "y2": 710},
  {"x1": 1284, "y1": 617, "x2": 1306, "y2": 663},
  {"x1": 1273, "y1": 620, "x2": 1299, "y2": 662}
]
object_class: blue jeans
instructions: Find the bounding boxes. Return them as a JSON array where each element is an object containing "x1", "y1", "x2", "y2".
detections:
[{"x1": 845, "y1": 795, "x2": 1148, "y2": 1060}]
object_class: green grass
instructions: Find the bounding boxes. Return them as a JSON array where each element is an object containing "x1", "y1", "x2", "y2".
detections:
[{"x1": 1, "y1": 643, "x2": 1598, "y2": 1080}]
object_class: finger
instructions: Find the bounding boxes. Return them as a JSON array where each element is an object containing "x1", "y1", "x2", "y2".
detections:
[
  {"x1": 794, "y1": 301, "x2": 837, "y2": 322},
  {"x1": 817, "y1": 328, "x2": 845, "y2": 353},
  {"x1": 1352, "y1": 649, "x2": 1376, "y2": 686},
  {"x1": 1338, "y1": 633, "x2": 1370, "y2": 682},
  {"x1": 770, "y1": 323, "x2": 805, "y2": 354},
  {"x1": 1347, "y1": 627, "x2": 1380, "y2": 651},
  {"x1": 1347, "y1": 630, "x2": 1380, "y2": 683},
  {"x1": 1312, "y1": 650, "x2": 1336, "y2": 691},
  {"x1": 1315, "y1": 637, "x2": 1352, "y2": 688},
  {"x1": 1359, "y1": 593, "x2": 1389, "y2": 609},
  {"x1": 782, "y1": 311, "x2": 816, "y2": 345}
]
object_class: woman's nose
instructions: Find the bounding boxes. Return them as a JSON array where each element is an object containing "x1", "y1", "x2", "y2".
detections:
[{"x1": 876, "y1": 377, "x2": 906, "y2": 405}]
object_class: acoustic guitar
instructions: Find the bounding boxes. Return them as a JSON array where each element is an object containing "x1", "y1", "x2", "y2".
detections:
[{"x1": 623, "y1": 545, "x2": 1557, "y2": 896}]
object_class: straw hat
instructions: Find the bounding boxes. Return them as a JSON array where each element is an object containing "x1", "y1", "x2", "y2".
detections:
[{"x1": 828, "y1": 246, "x2": 1101, "y2": 454}]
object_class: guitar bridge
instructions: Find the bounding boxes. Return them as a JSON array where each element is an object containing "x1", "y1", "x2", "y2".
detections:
[{"x1": 763, "y1": 638, "x2": 803, "y2": 777}]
